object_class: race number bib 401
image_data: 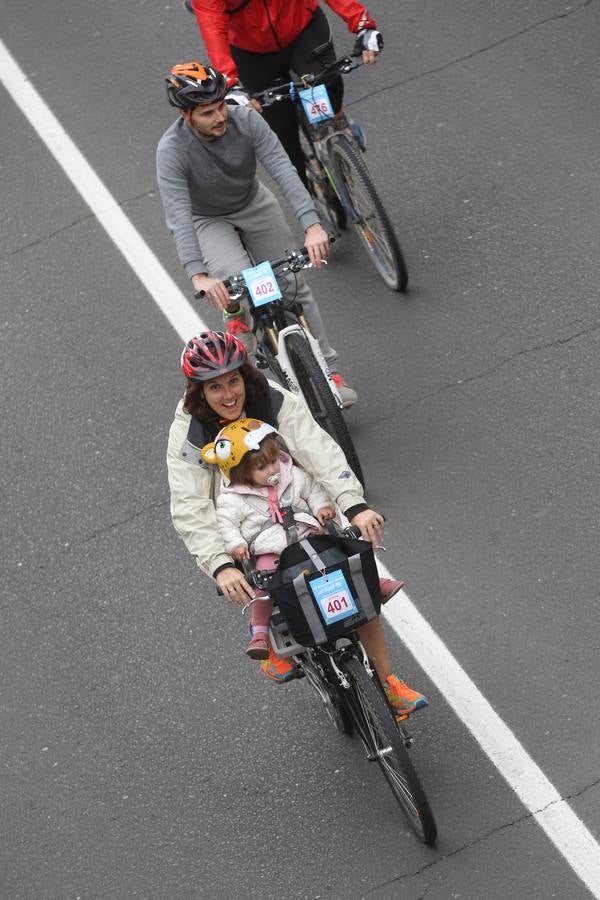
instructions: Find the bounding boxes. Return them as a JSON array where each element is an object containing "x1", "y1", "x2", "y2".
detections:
[
  {"x1": 299, "y1": 84, "x2": 334, "y2": 124},
  {"x1": 241, "y1": 260, "x2": 282, "y2": 307},
  {"x1": 309, "y1": 570, "x2": 358, "y2": 625}
]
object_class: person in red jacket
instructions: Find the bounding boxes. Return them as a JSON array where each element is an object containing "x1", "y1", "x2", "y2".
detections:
[{"x1": 186, "y1": 0, "x2": 383, "y2": 185}]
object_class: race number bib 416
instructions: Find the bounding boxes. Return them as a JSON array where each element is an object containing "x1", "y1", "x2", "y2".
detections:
[
  {"x1": 299, "y1": 84, "x2": 334, "y2": 124},
  {"x1": 309, "y1": 570, "x2": 358, "y2": 625},
  {"x1": 241, "y1": 260, "x2": 282, "y2": 307}
]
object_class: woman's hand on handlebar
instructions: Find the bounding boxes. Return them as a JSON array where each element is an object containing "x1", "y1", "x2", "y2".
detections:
[
  {"x1": 215, "y1": 566, "x2": 255, "y2": 605},
  {"x1": 304, "y1": 223, "x2": 331, "y2": 268},
  {"x1": 191, "y1": 273, "x2": 231, "y2": 310},
  {"x1": 349, "y1": 509, "x2": 385, "y2": 545}
]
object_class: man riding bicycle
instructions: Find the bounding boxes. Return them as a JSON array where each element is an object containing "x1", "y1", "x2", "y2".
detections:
[
  {"x1": 156, "y1": 61, "x2": 357, "y2": 406},
  {"x1": 185, "y1": 1, "x2": 383, "y2": 185}
]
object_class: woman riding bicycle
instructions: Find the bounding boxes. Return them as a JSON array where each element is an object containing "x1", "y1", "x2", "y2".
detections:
[
  {"x1": 186, "y1": 0, "x2": 383, "y2": 184},
  {"x1": 166, "y1": 329, "x2": 427, "y2": 715}
]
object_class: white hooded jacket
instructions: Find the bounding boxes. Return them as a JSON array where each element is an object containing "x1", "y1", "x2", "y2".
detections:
[{"x1": 216, "y1": 452, "x2": 331, "y2": 557}]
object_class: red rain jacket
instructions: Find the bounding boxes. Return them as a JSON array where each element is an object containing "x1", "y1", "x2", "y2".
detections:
[{"x1": 190, "y1": 0, "x2": 376, "y2": 85}]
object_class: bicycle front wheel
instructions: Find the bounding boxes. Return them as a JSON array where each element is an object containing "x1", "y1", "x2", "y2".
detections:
[
  {"x1": 344, "y1": 655, "x2": 437, "y2": 844},
  {"x1": 284, "y1": 331, "x2": 365, "y2": 487},
  {"x1": 329, "y1": 137, "x2": 408, "y2": 292}
]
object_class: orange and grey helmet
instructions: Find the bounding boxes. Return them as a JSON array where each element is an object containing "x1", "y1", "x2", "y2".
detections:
[
  {"x1": 166, "y1": 62, "x2": 227, "y2": 109},
  {"x1": 201, "y1": 419, "x2": 278, "y2": 481}
]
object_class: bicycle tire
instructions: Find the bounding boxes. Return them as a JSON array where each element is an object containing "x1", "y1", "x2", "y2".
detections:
[
  {"x1": 300, "y1": 650, "x2": 353, "y2": 735},
  {"x1": 284, "y1": 331, "x2": 365, "y2": 487},
  {"x1": 329, "y1": 137, "x2": 409, "y2": 292},
  {"x1": 343, "y1": 655, "x2": 437, "y2": 844}
]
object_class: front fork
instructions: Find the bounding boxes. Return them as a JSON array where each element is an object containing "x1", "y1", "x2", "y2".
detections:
[
  {"x1": 265, "y1": 321, "x2": 344, "y2": 409},
  {"x1": 310, "y1": 129, "x2": 358, "y2": 222}
]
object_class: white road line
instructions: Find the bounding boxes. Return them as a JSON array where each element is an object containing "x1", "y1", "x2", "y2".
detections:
[
  {"x1": 2, "y1": 35, "x2": 599, "y2": 898},
  {"x1": 384, "y1": 595, "x2": 600, "y2": 894},
  {"x1": 0, "y1": 40, "x2": 204, "y2": 343}
]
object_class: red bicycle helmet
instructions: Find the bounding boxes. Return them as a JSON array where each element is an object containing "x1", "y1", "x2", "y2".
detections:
[
  {"x1": 181, "y1": 331, "x2": 247, "y2": 381},
  {"x1": 166, "y1": 62, "x2": 227, "y2": 109}
]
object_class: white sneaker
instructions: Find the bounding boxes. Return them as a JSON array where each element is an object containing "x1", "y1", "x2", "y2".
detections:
[{"x1": 330, "y1": 372, "x2": 358, "y2": 408}]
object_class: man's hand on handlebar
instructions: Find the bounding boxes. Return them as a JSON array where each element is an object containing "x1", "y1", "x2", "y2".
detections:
[
  {"x1": 354, "y1": 29, "x2": 383, "y2": 66},
  {"x1": 304, "y1": 223, "x2": 331, "y2": 268},
  {"x1": 349, "y1": 509, "x2": 385, "y2": 545},
  {"x1": 215, "y1": 566, "x2": 255, "y2": 605},
  {"x1": 226, "y1": 85, "x2": 262, "y2": 113},
  {"x1": 192, "y1": 273, "x2": 231, "y2": 309}
]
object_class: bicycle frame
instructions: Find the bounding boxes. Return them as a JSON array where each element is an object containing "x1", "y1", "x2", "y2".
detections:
[
  {"x1": 269, "y1": 606, "x2": 415, "y2": 753},
  {"x1": 299, "y1": 118, "x2": 358, "y2": 222},
  {"x1": 222, "y1": 250, "x2": 344, "y2": 409}
]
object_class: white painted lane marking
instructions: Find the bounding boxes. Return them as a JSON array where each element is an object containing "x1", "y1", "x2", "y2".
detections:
[
  {"x1": 0, "y1": 39, "x2": 204, "y2": 342},
  {"x1": 384, "y1": 594, "x2": 600, "y2": 895},
  {"x1": 2, "y1": 34, "x2": 600, "y2": 897}
]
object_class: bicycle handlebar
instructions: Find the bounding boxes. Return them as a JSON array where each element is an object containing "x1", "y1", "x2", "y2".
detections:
[
  {"x1": 251, "y1": 53, "x2": 362, "y2": 107},
  {"x1": 194, "y1": 242, "x2": 332, "y2": 300},
  {"x1": 215, "y1": 521, "x2": 363, "y2": 595},
  {"x1": 323, "y1": 521, "x2": 363, "y2": 541}
]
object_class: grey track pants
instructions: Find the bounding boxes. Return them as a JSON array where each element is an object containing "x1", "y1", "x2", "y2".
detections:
[{"x1": 193, "y1": 182, "x2": 338, "y2": 370}]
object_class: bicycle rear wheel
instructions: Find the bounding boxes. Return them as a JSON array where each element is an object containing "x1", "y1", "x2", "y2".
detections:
[
  {"x1": 344, "y1": 655, "x2": 437, "y2": 844},
  {"x1": 285, "y1": 331, "x2": 365, "y2": 487},
  {"x1": 329, "y1": 137, "x2": 408, "y2": 292}
]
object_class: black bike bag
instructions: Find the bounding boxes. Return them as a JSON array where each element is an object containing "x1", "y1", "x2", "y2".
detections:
[{"x1": 267, "y1": 534, "x2": 381, "y2": 646}]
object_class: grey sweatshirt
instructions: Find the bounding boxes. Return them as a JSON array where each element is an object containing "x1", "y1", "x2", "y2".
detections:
[{"x1": 156, "y1": 105, "x2": 319, "y2": 278}]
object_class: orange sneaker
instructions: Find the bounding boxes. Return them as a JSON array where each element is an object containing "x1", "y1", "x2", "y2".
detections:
[
  {"x1": 260, "y1": 647, "x2": 298, "y2": 683},
  {"x1": 384, "y1": 674, "x2": 427, "y2": 719}
]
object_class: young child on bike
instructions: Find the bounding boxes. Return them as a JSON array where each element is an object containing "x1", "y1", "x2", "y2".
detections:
[{"x1": 200, "y1": 418, "x2": 425, "y2": 713}]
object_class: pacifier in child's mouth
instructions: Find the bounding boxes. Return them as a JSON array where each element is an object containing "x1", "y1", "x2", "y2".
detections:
[{"x1": 266, "y1": 473, "x2": 281, "y2": 486}]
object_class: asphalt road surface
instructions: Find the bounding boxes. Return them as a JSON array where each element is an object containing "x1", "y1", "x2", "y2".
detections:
[{"x1": 1, "y1": 1, "x2": 600, "y2": 898}]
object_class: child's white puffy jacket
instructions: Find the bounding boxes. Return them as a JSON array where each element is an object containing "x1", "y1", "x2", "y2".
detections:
[{"x1": 216, "y1": 453, "x2": 331, "y2": 557}]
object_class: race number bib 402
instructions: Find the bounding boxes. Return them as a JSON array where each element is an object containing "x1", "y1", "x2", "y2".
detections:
[
  {"x1": 309, "y1": 570, "x2": 358, "y2": 625},
  {"x1": 299, "y1": 84, "x2": 334, "y2": 124},
  {"x1": 241, "y1": 260, "x2": 282, "y2": 307}
]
